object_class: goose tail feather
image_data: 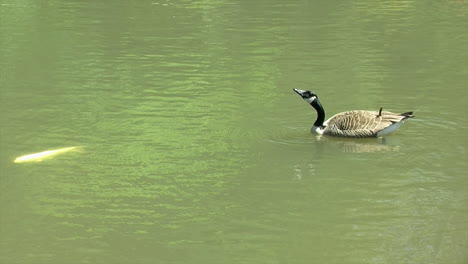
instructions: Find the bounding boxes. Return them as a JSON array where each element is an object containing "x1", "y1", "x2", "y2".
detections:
[{"x1": 400, "y1": 111, "x2": 414, "y2": 120}]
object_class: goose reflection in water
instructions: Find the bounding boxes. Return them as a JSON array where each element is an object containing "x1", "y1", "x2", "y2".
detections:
[{"x1": 316, "y1": 136, "x2": 400, "y2": 153}]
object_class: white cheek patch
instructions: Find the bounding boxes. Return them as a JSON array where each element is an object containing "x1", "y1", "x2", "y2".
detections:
[{"x1": 304, "y1": 96, "x2": 316, "y2": 104}]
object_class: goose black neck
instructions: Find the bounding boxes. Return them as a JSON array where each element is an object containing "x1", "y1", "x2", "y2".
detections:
[{"x1": 311, "y1": 99, "x2": 325, "y2": 127}]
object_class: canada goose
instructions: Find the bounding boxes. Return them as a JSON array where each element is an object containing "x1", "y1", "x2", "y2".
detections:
[{"x1": 293, "y1": 89, "x2": 414, "y2": 137}]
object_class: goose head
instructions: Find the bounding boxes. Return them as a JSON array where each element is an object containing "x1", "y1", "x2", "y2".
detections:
[{"x1": 293, "y1": 89, "x2": 318, "y2": 104}]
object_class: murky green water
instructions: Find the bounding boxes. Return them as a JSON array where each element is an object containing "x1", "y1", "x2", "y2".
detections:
[{"x1": 1, "y1": 1, "x2": 467, "y2": 263}]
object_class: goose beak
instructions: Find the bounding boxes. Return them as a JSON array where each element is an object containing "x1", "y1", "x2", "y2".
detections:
[{"x1": 293, "y1": 88, "x2": 306, "y2": 96}]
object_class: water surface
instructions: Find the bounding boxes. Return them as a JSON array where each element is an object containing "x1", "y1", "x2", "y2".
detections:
[{"x1": 1, "y1": 1, "x2": 467, "y2": 264}]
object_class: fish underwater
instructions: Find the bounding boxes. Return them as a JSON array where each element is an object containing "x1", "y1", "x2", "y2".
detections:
[{"x1": 14, "y1": 146, "x2": 82, "y2": 163}]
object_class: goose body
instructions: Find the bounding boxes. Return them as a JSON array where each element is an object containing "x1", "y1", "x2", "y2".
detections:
[{"x1": 293, "y1": 89, "x2": 414, "y2": 138}]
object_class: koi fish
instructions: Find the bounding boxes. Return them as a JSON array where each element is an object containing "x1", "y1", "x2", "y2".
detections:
[{"x1": 14, "y1": 146, "x2": 81, "y2": 163}]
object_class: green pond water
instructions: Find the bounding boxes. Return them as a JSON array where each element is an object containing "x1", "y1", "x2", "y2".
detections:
[{"x1": 1, "y1": 1, "x2": 467, "y2": 263}]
